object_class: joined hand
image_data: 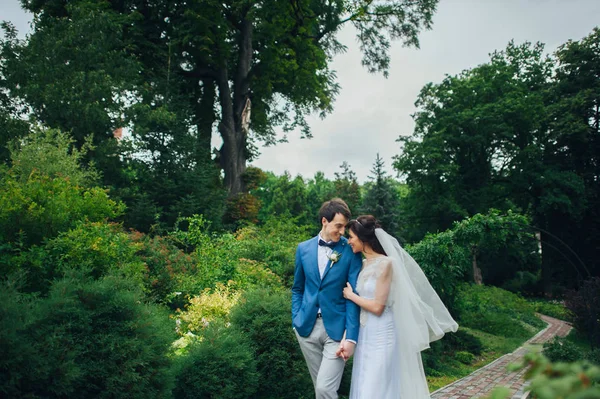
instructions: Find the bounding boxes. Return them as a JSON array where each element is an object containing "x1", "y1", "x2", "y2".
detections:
[{"x1": 336, "y1": 339, "x2": 355, "y2": 361}]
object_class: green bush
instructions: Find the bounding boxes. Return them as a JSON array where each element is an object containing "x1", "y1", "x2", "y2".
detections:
[
  {"x1": 234, "y1": 217, "x2": 311, "y2": 287},
  {"x1": 170, "y1": 216, "x2": 241, "y2": 293},
  {"x1": 172, "y1": 323, "x2": 258, "y2": 399},
  {"x1": 455, "y1": 351, "x2": 475, "y2": 364},
  {"x1": 169, "y1": 215, "x2": 288, "y2": 298},
  {"x1": 530, "y1": 298, "x2": 574, "y2": 322},
  {"x1": 177, "y1": 282, "x2": 241, "y2": 335},
  {"x1": 229, "y1": 288, "x2": 313, "y2": 399},
  {"x1": 586, "y1": 348, "x2": 600, "y2": 365},
  {"x1": 0, "y1": 129, "x2": 122, "y2": 253},
  {"x1": 0, "y1": 273, "x2": 175, "y2": 398},
  {"x1": 405, "y1": 230, "x2": 470, "y2": 316},
  {"x1": 565, "y1": 277, "x2": 600, "y2": 348},
  {"x1": 543, "y1": 338, "x2": 583, "y2": 363},
  {"x1": 47, "y1": 222, "x2": 145, "y2": 281},
  {"x1": 129, "y1": 232, "x2": 197, "y2": 306},
  {"x1": 0, "y1": 280, "x2": 38, "y2": 398},
  {"x1": 446, "y1": 329, "x2": 483, "y2": 356},
  {"x1": 0, "y1": 172, "x2": 124, "y2": 250},
  {"x1": 486, "y1": 353, "x2": 600, "y2": 399},
  {"x1": 502, "y1": 271, "x2": 541, "y2": 296}
]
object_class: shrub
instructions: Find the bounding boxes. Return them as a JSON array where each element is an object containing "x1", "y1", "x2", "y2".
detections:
[
  {"x1": 543, "y1": 337, "x2": 583, "y2": 363},
  {"x1": 170, "y1": 216, "x2": 241, "y2": 294},
  {"x1": 565, "y1": 277, "x2": 600, "y2": 348},
  {"x1": 502, "y1": 271, "x2": 541, "y2": 297},
  {"x1": 234, "y1": 217, "x2": 311, "y2": 287},
  {"x1": 455, "y1": 351, "x2": 475, "y2": 364},
  {"x1": 0, "y1": 280, "x2": 38, "y2": 398},
  {"x1": 233, "y1": 258, "x2": 283, "y2": 290},
  {"x1": 0, "y1": 273, "x2": 175, "y2": 398},
  {"x1": 223, "y1": 192, "x2": 261, "y2": 227},
  {"x1": 0, "y1": 172, "x2": 124, "y2": 250},
  {"x1": 530, "y1": 298, "x2": 574, "y2": 322},
  {"x1": 405, "y1": 230, "x2": 470, "y2": 316},
  {"x1": 9, "y1": 128, "x2": 100, "y2": 187},
  {"x1": 446, "y1": 329, "x2": 483, "y2": 356},
  {"x1": 229, "y1": 288, "x2": 313, "y2": 399},
  {"x1": 172, "y1": 323, "x2": 258, "y2": 399},
  {"x1": 41, "y1": 222, "x2": 146, "y2": 291},
  {"x1": 486, "y1": 353, "x2": 600, "y2": 399},
  {"x1": 129, "y1": 232, "x2": 196, "y2": 305},
  {"x1": 170, "y1": 215, "x2": 289, "y2": 298},
  {"x1": 177, "y1": 282, "x2": 241, "y2": 335},
  {"x1": 586, "y1": 348, "x2": 600, "y2": 365}
]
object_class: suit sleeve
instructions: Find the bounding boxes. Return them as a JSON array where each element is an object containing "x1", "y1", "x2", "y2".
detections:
[
  {"x1": 291, "y1": 245, "x2": 304, "y2": 322},
  {"x1": 345, "y1": 252, "x2": 362, "y2": 341}
]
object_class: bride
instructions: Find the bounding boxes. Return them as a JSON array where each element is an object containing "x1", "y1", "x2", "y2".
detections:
[{"x1": 337, "y1": 215, "x2": 458, "y2": 398}]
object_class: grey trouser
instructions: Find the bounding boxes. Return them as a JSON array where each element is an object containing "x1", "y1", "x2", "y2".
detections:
[{"x1": 295, "y1": 318, "x2": 345, "y2": 399}]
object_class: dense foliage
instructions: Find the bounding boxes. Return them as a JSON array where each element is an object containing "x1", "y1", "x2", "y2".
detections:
[{"x1": 1, "y1": 3, "x2": 599, "y2": 396}]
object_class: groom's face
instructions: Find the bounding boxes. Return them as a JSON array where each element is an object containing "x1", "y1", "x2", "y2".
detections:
[{"x1": 321, "y1": 213, "x2": 348, "y2": 243}]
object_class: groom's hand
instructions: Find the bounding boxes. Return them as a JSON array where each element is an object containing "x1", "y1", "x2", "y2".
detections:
[
  {"x1": 335, "y1": 342, "x2": 346, "y2": 360},
  {"x1": 341, "y1": 340, "x2": 355, "y2": 359},
  {"x1": 336, "y1": 340, "x2": 355, "y2": 361}
]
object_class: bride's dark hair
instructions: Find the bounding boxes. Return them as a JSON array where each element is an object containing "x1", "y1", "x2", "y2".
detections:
[{"x1": 346, "y1": 215, "x2": 387, "y2": 255}]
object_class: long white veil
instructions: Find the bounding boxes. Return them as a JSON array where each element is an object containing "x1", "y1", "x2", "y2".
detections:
[{"x1": 375, "y1": 228, "x2": 458, "y2": 398}]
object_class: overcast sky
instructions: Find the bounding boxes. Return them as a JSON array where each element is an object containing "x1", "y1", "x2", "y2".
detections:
[{"x1": 3, "y1": 0, "x2": 600, "y2": 182}]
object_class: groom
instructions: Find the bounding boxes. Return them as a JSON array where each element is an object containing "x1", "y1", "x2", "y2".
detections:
[{"x1": 292, "y1": 198, "x2": 362, "y2": 399}]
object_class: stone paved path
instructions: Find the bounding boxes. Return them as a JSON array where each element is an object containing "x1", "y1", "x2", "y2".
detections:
[{"x1": 430, "y1": 314, "x2": 572, "y2": 399}]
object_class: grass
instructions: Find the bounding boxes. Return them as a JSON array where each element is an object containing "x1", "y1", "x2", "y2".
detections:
[
  {"x1": 426, "y1": 285, "x2": 560, "y2": 393},
  {"x1": 427, "y1": 290, "x2": 579, "y2": 393},
  {"x1": 426, "y1": 325, "x2": 545, "y2": 392}
]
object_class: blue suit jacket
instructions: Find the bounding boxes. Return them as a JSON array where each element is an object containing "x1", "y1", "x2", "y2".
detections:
[{"x1": 291, "y1": 236, "x2": 362, "y2": 341}]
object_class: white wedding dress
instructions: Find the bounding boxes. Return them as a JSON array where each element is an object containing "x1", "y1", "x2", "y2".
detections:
[
  {"x1": 348, "y1": 230, "x2": 458, "y2": 399},
  {"x1": 349, "y1": 256, "x2": 401, "y2": 398}
]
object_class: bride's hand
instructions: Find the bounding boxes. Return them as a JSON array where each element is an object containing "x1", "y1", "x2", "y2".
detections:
[{"x1": 343, "y1": 282, "x2": 354, "y2": 299}]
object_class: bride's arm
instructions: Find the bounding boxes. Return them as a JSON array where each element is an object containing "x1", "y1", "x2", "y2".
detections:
[{"x1": 343, "y1": 260, "x2": 392, "y2": 316}]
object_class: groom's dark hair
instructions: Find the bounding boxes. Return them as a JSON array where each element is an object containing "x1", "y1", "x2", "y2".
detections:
[{"x1": 319, "y1": 198, "x2": 351, "y2": 222}]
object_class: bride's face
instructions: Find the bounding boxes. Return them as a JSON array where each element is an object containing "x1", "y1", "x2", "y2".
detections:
[{"x1": 347, "y1": 230, "x2": 364, "y2": 254}]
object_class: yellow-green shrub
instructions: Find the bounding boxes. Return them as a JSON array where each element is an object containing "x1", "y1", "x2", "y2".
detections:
[{"x1": 177, "y1": 282, "x2": 241, "y2": 334}]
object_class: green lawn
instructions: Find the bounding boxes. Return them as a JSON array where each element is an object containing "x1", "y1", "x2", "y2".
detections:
[{"x1": 427, "y1": 323, "x2": 546, "y2": 392}]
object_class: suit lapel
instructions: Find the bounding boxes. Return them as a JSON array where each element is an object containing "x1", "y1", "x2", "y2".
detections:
[
  {"x1": 321, "y1": 239, "x2": 344, "y2": 281},
  {"x1": 308, "y1": 236, "x2": 321, "y2": 282}
]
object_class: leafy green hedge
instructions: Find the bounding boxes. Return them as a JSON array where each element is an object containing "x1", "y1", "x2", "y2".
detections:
[
  {"x1": 229, "y1": 288, "x2": 314, "y2": 399},
  {"x1": 172, "y1": 324, "x2": 258, "y2": 399},
  {"x1": 0, "y1": 274, "x2": 175, "y2": 398}
]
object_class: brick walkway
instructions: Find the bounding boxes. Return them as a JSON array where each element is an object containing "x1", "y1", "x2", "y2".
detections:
[{"x1": 430, "y1": 314, "x2": 572, "y2": 399}]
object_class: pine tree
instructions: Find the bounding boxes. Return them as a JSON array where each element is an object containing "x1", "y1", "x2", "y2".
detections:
[{"x1": 361, "y1": 154, "x2": 401, "y2": 235}]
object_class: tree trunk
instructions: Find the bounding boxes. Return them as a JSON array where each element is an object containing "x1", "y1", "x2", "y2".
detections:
[
  {"x1": 194, "y1": 79, "x2": 216, "y2": 166},
  {"x1": 218, "y1": 16, "x2": 253, "y2": 196}
]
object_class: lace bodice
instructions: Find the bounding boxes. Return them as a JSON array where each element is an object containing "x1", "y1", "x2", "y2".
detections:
[{"x1": 356, "y1": 256, "x2": 393, "y2": 326}]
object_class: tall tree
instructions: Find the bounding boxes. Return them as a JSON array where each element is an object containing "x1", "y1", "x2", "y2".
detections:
[
  {"x1": 394, "y1": 40, "x2": 590, "y2": 289},
  {"x1": 9, "y1": 0, "x2": 439, "y2": 197},
  {"x1": 333, "y1": 161, "x2": 361, "y2": 215},
  {"x1": 360, "y1": 153, "x2": 400, "y2": 235},
  {"x1": 545, "y1": 28, "x2": 600, "y2": 282},
  {"x1": 172, "y1": 0, "x2": 441, "y2": 195}
]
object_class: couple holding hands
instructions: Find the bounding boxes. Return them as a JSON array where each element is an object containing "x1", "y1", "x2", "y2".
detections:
[{"x1": 292, "y1": 198, "x2": 458, "y2": 399}]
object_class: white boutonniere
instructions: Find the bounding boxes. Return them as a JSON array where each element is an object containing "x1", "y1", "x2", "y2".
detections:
[{"x1": 328, "y1": 250, "x2": 342, "y2": 268}]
